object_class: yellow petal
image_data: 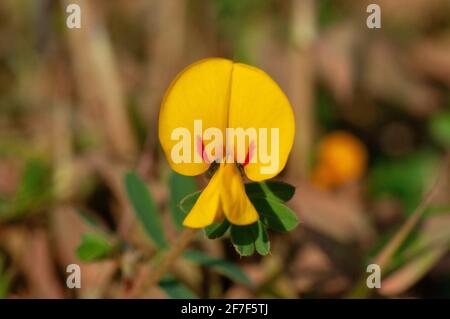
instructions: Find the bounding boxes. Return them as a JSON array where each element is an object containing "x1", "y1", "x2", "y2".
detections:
[
  {"x1": 220, "y1": 163, "x2": 259, "y2": 225},
  {"x1": 159, "y1": 58, "x2": 233, "y2": 176},
  {"x1": 183, "y1": 163, "x2": 259, "y2": 228},
  {"x1": 182, "y1": 165, "x2": 223, "y2": 228},
  {"x1": 228, "y1": 63, "x2": 295, "y2": 181}
]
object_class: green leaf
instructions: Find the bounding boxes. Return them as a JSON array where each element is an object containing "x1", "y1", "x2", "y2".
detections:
[
  {"x1": 159, "y1": 275, "x2": 197, "y2": 299},
  {"x1": 254, "y1": 221, "x2": 270, "y2": 256},
  {"x1": 183, "y1": 250, "x2": 252, "y2": 285},
  {"x1": 169, "y1": 172, "x2": 197, "y2": 231},
  {"x1": 205, "y1": 219, "x2": 230, "y2": 239},
  {"x1": 178, "y1": 190, "x2": 201, "y2": 214},
  {"x1": 245, "y1": 181, "x2": 295, "y2": 202},
  {"x1": 1, "y1": 158, "x2": 52, "y2": 220},
  {"x1": 249, "y1": 196, "x2": 299, "y2": 232},
  {"x1": 124, "y1": 171, "x2": 167, "y2": 249},
  {"x1": 231, "y1": 224, "x2": 255, "y2": 256},
  {"x1": 230, "y1": 221, "x2": 270, "y2": 256},
  {"x1": 76, "y1": 233, "x2": 113, "y2": 262}
]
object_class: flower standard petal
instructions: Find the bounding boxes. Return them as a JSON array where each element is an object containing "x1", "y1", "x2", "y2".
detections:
[
  {"x1": 228, "y1": 63, "x2": 295, "y2": 181},
  {"x1": 159, "y1": 58, "x2": 232, "y2": 176}
]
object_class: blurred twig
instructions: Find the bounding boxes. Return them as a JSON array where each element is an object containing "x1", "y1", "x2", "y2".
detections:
[
  {"x1": 288, "y1": 0, "x2": 317, "y2": 179},
  {"x1": 64, "y1": 0, "x2": 137, "y2": 162},
  {"x1": 128, "y1": 228, "x2": 197, "y2": 298},
  {"x1": 141, "y1": 0, "x2": 186, "y2": 163}
]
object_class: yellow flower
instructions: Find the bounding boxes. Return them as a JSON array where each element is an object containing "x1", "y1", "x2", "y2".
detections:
[{"x1": 158, "y1": 58, "x2": 295, "y2": 228}]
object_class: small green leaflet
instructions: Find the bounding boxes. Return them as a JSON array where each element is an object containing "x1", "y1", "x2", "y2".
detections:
[
  {"x1": 245, "y1": 181, "x2": 295, "y2": 202},
  {"x1": 124, "y1": 172, "x2": 168, "y2": 249},
  {"x1": 245, "y1": 181, "x2": 298, "y2": 232},
  {"x1": 250, "y1": 197, "x2": 299, "y2": 232},
  {"x1": 231, "y1": 221, "x2": 270, "y2": 256},
  {"x1": 205, "y1": 219, "x2": 230, "y2": 239},
  {"x1": 169, "y1": 172, "x2": 197, "y2": 231},
  {"x1": 76, "y1": 233, "x2": 113, "y2": 262}
]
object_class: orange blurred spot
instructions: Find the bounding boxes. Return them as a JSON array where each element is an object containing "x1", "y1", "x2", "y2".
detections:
[{"x1": 311, "y1": 131, "x2": 367, "y2": 189}]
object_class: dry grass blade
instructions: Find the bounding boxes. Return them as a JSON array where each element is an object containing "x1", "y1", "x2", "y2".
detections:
[{"x1": 373, "y1": 154, "x2": 449, "y2": 270}]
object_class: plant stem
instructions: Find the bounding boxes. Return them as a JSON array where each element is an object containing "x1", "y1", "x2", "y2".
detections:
[{"x1": 131, "y1": 228, "x2": 197, "y2": 297}]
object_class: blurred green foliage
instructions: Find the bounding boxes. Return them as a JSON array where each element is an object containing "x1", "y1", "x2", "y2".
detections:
[
  {"x1": 0, "y1": 157, "x2": 52, "y2": 221},
  {"x1": 76, "y1": 233, "x2": 114, "y2": 262},
  {"x1": 125, "y1": 171, "x2": 168, "y2": 249},
  {"x1": 370, "y1": 150, "x2": 439, "y2": 214},
  {"x1": 73, "y1": 170, "x2": 255, "y2": 298},
  {"x1": 213, "y1": 0, "x2": 270, "y2": 63},
  {"x1": 169, "y1": 171, "x2": 197, "y2": 231},
  {"x1": 0, "y1": 255, "x2": 11, "y2": 299},
  {"x1": 430, "y1": 110, "x2": 450, "y2": 149},
  {"x1": 159, "y1": 275, "x2": 198, "y2": 299},
  {"x1": 317, "y1": 0, "x2": 344, "y2": 27}
]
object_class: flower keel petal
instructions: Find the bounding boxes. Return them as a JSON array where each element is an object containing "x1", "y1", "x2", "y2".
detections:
[{"x1": 220, "y1": 163, "x2": 259, "y2": 225}]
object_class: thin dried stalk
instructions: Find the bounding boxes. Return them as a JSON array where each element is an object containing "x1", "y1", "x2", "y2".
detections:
[
  {"x1": 142, "y1": 0, "x2": 186, "y2": 153},
  {"x1": 64, "y1": 0, "x2": 137, "y2": 162},
  {"x1": 348, "y1": 154, "x2": 449, "y2": 297},
  {"x1": 373, "y1": 154, "x2": 449, "y2": 269},
  {"x1": 288, "y1": 0, "x2": 317, "y2": 179}
]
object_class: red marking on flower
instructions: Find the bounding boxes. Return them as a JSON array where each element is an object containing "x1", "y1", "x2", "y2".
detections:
[
  {"x1": 244, "y1": 141, "x2": 255, "y2": 166},
  {"x1": 196, "y1": 135, "x2": 210, "y2": 163}
]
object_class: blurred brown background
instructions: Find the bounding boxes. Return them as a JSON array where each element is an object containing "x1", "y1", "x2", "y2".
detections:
[{"x1": 0, "y1": 0, "x2": 450, "y2": 298}]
